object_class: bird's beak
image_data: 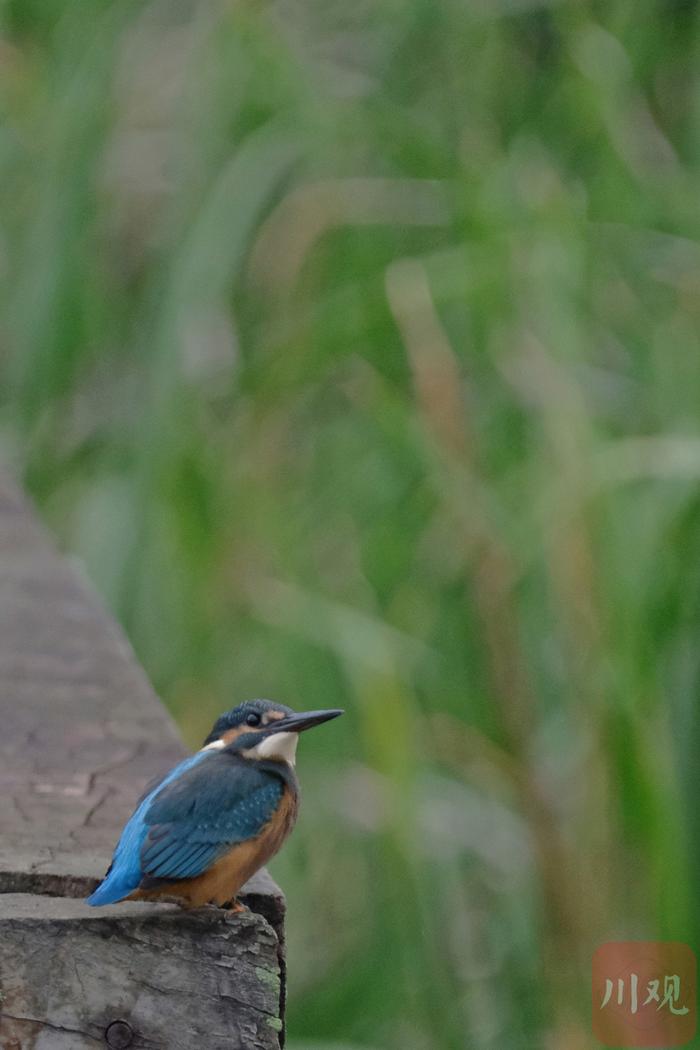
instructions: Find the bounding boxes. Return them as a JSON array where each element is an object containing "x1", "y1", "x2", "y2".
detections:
[{"x1": 266, "y1": 708, "x2": 344, "y2": 734}]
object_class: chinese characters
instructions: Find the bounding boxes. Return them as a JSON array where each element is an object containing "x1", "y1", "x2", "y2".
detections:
[{"x1": 600, "y1": 973, "x2": 689, "y2": 1016}]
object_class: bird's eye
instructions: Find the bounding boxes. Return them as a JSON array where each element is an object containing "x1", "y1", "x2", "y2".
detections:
[{"x1": 246, "y1": 712, "x2": 262, "y2": 727}]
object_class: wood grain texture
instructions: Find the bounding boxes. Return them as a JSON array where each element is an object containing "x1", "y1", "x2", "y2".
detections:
[
  {"x1": 0, "y1": 472, "x2": 286, "y2": 1047},
  {"x1": 0, "y1": 896, "x2": 282, "y2": 1050}
]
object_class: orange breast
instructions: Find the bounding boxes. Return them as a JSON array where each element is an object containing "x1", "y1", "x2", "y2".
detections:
[{"x1": 130, "y1": 784, "x2": 299, "y2": 908}]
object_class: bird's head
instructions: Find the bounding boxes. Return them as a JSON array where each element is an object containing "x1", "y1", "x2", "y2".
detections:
[{"x1": 201, "y1": 698, "x2": 343, "y2": 765}]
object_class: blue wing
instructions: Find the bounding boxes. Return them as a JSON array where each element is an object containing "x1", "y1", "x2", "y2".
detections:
[
  {"x1": 86, "y1": 749, "x2": 212, "y2": 906},
  {"x1": 86, "y1": 749, "x2": 284, "y2": 905},
  {"x1": 138, "y1": 755, "x2": 283, "y2": 885}
]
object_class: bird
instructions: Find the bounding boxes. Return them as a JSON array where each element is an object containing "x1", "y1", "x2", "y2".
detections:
[{"x1": 86, "y1": 699, "x2": 343, "y2": 909}]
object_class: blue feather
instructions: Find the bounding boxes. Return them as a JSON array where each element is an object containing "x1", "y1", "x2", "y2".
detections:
[
  {"x1": 139, "y1": 773, "x2": 283, "y2": 882},
  {"x1": 87, "y1": 748, "x2": 288, "y2": 906},
  {"x1": 86, "y1": 750, "x2": 211, "y2": 906}
]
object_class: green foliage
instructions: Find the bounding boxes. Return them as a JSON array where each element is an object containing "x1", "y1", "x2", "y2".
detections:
[{"x1": 2, "y1": 1, "x2": 700, "y2": 1045}]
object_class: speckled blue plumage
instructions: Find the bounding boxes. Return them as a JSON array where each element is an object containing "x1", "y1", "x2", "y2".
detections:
[{"x1": 86, "y1": 749, "x2": 284, "y2": 906}]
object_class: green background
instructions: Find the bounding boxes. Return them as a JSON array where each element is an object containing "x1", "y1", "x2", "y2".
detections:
[{"x1": 2, "y1": 1, "x2": 699, "y2": 1046}]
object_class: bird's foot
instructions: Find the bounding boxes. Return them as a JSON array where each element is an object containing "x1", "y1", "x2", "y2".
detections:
[
  {"x1": 225, "y1": 898, "x2": 246, "y2": 914},
  {"x1": 190, "y1": 898, "x2": 247, "y2": 915}
]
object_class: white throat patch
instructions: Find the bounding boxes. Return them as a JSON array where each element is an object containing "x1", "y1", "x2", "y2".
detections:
[
  {"x1": 201, "y1": 738, "x2": 226, "y2": 752},
  {"x1": 249, "y1": 731, "x2": 298, "y2": 766}
]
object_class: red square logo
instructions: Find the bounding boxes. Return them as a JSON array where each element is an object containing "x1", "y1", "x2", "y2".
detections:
[{"x1": 592, "y1": 942, "x2": 696, "y2": 1047}]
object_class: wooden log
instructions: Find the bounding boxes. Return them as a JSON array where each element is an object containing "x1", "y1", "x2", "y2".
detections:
[{"x1": 0, "y1": 475, "x2": 286, "y2": 1049}]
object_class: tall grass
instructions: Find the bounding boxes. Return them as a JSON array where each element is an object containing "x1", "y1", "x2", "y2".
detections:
[{"x1": 2, "y1": 1, "x2": 700, "y2": 1046}]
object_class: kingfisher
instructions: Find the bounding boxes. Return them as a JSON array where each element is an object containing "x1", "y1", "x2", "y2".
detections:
[{"x1": 86, "y1": 699, "x2": 343, "y2": 909}]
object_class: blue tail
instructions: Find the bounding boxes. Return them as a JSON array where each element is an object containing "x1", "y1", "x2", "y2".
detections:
[
  {"x1": 86, "y1": 799, "x2": 150, "y2": 906},
  {"x1": 86, "y1": 866, "x2": 139, "y2": 906}
]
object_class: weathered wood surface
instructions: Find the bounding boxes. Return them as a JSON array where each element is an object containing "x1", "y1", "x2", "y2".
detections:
[
  {"x1": 0, "y1": 475, "x2": 286, "y2": 1049},
  {"x1": 0, "y1": 896, "x2": 282, "y2": 1050}
]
